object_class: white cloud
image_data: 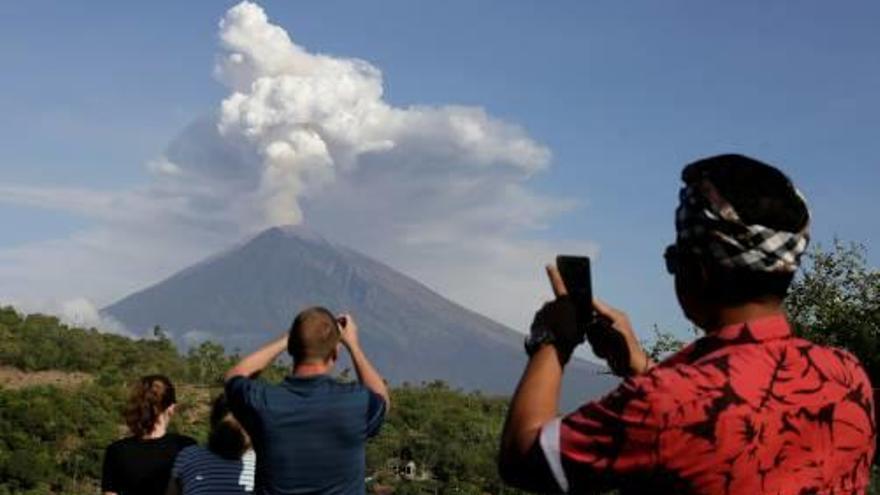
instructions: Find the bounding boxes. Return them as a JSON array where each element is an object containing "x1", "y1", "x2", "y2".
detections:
[
  {"x1": 59, "y1": 298, "x2": 131, "y2": 336},
  {"x1": 146, "y1": 157, "x2": 183, "y2": 177},
  {"x1": 0, "y1": 1, "x2": 593, "y2": 331},
  {"x1": 211, "y1": 1, "x2": 551, "y2": 230},
  {"x1": 2, "y1": 296, "x2": 133, "y2": 337}
]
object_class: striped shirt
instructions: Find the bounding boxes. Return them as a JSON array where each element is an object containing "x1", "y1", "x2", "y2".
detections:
[{"x1": 172, "y1": 445, "x2": 256, "y2": 494}]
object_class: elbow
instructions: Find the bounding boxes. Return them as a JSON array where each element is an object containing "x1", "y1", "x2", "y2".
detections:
[
  {"x1": 497, "y1": 435, "x2": 523, "y2": 487},
  {"x1": 497, "y1": 454, "x2": 516, "y2": 486},
  {"x1": 225, "y1": 366, "x2": 245, "y2": 382},
  {"x1": 497, "y1": 451, "x2": 528, "y2": 491},
  {"x1": 498, "y1": 429, "x2": 551, "y2": 492},
  {"x1": 498, "y1": 453, "x2": 560, "y2": 494},
  {"x1": 380, "y1": 393, "x2": 392, "y2": 413}
]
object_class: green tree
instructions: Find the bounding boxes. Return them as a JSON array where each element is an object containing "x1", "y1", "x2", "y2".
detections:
[
  {"x1": 186, "y1": 340, "x2": 230, "y2": 385},
  {"x1": 786, "y1": 241, "x2": 879, "y2": 478},
  {"x1": 786, "y1": 240, "x2": 880, "y2": 385},
  {"x1": 645, "y1": 324, "x2": 689, "y2": 361}
]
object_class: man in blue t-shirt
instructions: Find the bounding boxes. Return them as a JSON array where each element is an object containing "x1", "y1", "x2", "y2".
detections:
[{"x1": 225, "y1": 307, "x2": 390, "y2": 495}]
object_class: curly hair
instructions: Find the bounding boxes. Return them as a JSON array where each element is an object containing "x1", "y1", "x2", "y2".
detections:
[{"x1": 124, "y1": 374, "x2": 177, "y2": 438}]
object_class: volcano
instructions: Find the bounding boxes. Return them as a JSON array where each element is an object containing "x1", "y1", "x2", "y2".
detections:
[{"x1": 104, "y1": 226, "x2": 617, "y2": 405}]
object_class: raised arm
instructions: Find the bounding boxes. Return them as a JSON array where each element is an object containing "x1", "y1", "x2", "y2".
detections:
[
  {"x1": 225, "y1": 333, "x2": 288, "y2": 381},
  {"x1": 499, "y1": 265, "x2": 654, "y2": 493},
  {"x1": 338, "y1": 314, "x2": 391, "y2": 410},
  {"x1": 498, "y1": 266, "x2": 569, "y2": 492}
]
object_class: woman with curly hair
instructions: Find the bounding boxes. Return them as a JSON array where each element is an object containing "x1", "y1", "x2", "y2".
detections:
[{"x1": 102, "y1": 375, "x2": 196, "y2": 495}]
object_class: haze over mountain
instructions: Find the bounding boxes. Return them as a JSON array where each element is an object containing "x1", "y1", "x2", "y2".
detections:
[{"x1": 104, "y1": 226, "x2": 617, "y2": 404}]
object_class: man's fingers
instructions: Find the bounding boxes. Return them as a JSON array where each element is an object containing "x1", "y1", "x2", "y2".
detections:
[
  {"x1": 546, "y1": 264, "x2": 568, "y2": 298},
  {"x1": 592, "y1": 298, "x2": 618, "y2": 317}
]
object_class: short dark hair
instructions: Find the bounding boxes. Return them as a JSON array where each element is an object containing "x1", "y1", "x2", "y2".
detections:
[
  {"x1": 124, "y1": 374, "x2": 176, "y2": 438},
  {"x1": 208, "y1": 394, "x2": 250, "y2": 460},
  {"x1": 287, "y1": 306, "x2": 340, "y2": 364},
  {"x1": 680, "y1": 154, "x2": 809, "y2": 304}
]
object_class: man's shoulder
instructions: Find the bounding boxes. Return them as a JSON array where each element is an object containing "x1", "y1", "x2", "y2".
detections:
[
  {"x1": 633, "y1": 361, "x2": 717, "y2": 399},
  {"x1": 616, "y1": 355, "x2": 738, "y2": 419},
  {"x1": 794, "y1": 336, "x2": 863, "y2": 363},
  {"x1": 637, "y1": 337, "x2": 873, "y2": 413},
  {"x1": 295, "y1": 377, "x2": 374, "y2": 405},
  {"x1": 177, "y1": 443, "x2": 202, "y2": 456},
  {"x1": 282, "y1": 375, "x2": 368, "y2": 393},
  {"x1": 791, "y1": 337, "x2": 872, "y2": 382},
  {"x1": 323, "y1": 377, "x2": 370, "y2": 394},
  {"x1": 174, "y1": 444, "x2": 204, "y2": 464},
  {"x1": 225, "y1": 375, "x2": 273, "y2": 405},
  {"x1": 225, "y1": 374, "x2": 265, "y2": 389}
]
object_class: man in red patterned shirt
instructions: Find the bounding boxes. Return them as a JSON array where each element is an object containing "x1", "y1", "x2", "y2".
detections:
[{"x1": 500, "y1": 154, "x2": 876, "y2": 494}]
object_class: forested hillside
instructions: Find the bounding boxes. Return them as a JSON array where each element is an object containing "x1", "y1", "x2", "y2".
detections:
[{"x1": 0, "y1": 307, "x2": 520, "y2": 495}]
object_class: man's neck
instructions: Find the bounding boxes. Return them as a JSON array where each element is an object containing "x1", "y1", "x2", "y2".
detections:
[
  {"x1": 704, "y1": 300, "x2": 785, "y2": 333},
  {"x1": 292, "y1": 361, "x2": 332, "y2": 377}
]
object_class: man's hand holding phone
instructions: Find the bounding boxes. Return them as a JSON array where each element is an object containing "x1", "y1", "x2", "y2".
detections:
[
  {"x1": 590, "y1": 298, "x2": 652, "y2": 376},
  {"x1": 539, "y1": 257, "x2": 652, "y2": 376},
  {"x1": 337, "y1": 314, "x2": 360, "y2": 351}
]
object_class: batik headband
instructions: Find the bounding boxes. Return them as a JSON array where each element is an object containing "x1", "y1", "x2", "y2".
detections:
[{"x1": 675, "y1": 177, "x2": 810, "y2": 273}]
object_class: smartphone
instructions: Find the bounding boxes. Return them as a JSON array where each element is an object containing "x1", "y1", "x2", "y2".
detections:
[
  {"x1": 555, "y1": 255, "x2": 594, "y2": 330},
  {"x1": 556, "y1": 255, "x2": 628, "y2": 372}
]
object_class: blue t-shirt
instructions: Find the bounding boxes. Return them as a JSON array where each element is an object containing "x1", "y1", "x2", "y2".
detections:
[
  {"x1": 225, "y1": 375, "x2": 386, "y2": 495},
  {"x1": 172, "y1": 445, "x2": 256, "y2": 494}
]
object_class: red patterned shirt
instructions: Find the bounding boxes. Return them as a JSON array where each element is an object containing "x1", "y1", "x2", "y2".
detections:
[{"x1": 539, "y1": 314, "x2": 876, "y2": 494}]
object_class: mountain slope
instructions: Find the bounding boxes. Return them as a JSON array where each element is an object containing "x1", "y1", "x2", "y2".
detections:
[{"x1": 104, "y1": 226, "x2": 617, "y2": 404}]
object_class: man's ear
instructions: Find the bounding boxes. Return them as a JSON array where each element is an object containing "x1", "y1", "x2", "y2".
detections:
[
  {"x1": 675, "y1": 256, "x2": 713, "y2": 327},
  {"x1": 166, "y1": 403, "x2": 177, "y2": 418}
]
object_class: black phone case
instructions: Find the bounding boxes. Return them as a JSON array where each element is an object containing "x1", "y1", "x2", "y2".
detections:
[
  {"x1": 556, "y1": 255, "x2": 593, "y2": 325},
  {"x1": 556, "y1": 255, "x2": 632, "y2": 375}
]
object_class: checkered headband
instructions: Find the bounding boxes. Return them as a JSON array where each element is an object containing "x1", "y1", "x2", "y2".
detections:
[{"x1": 675, "y1": 178, "x2": 810, "y2": 273}]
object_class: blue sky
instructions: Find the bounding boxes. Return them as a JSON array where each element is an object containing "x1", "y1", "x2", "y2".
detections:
[{"x1": 0, "y1": 1, "x2": 878, "y2": 348}]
